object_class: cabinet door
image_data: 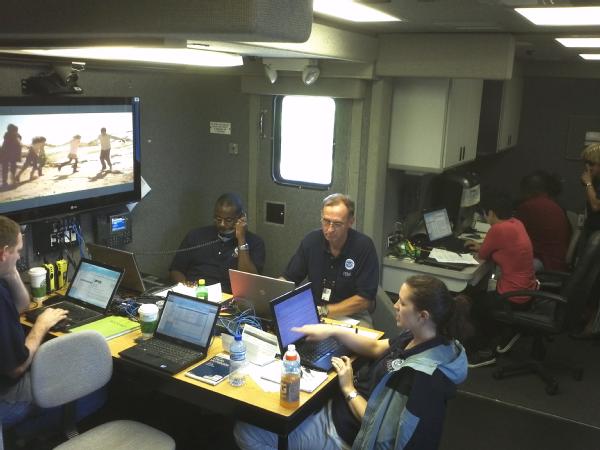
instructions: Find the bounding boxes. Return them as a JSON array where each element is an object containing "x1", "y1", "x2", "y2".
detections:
[
  {"x1": 443, "y1": 79, "x2": 482, "y2": 169},
  {"x1": 497, "y1": 75, "x2": 523, "y2": 151}
]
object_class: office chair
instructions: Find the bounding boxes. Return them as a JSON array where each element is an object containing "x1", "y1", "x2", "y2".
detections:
[
  {"x1": 30, "y1": 330, "x2": 175, "y2": 450},
  {"x1": 490, "y1": 231, "x2": 600, "y2": 394},
  {"x1": 372, "y1": 286, "x2": 400, "y2": 338}
]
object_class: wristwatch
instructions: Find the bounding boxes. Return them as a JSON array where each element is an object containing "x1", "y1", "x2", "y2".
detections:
[
  {"x1": 317, "y1": 304, "x2": 329, "y2": 318},
  {"x1": 586, "y1": 183, "x2": 593, "y2": 188},
  {"x1": 238, "y1": 243, "x2": 250, "y2": 251},
  {"x1": 345, "y1": 390, "x2": 359, "y2": 402}
]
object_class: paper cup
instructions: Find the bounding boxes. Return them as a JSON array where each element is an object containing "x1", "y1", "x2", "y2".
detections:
[
  {"x1": 138, "y1": 303, "x2": 159, "y2": 339},
  {"x1": 28, "y1": 267, "x2": 47, "y2": 300}
]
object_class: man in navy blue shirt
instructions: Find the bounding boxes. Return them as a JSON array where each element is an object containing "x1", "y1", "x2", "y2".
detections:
[
  {"x1": 0, "y1": 216, "x2": 67, "y2": 427},
  {"x1": 170, "y1": 193, "x2": 265, "y2": 293},
  {"x1": 283, "y1": 194, "x2": 379, "y2": 326}
]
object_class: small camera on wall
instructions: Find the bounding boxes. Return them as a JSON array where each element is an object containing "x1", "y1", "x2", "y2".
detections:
[{"x1": 22, "y1": 62, "x2": 85, "y2": 95}]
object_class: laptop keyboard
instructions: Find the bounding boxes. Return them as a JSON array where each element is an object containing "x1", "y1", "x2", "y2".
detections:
[
  {"x1": 432, "y1": 236, "x2": 468, "y2": 253},
  {"x1": 300, "y1": 337, "x2": 340, "y2": 362},
  {"x1": 27, "y1": 300, "x2": 98, "y2": 322},
  {"x1": 141, "y1": 339, "x2": 202, "y2": 365}
]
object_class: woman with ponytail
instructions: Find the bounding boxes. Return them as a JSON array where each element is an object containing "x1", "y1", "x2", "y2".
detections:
[{"x1": 234, "y1": 274, "x2": 471, "y2": 450}]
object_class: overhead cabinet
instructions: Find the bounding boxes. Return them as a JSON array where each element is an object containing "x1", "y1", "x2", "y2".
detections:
[
  {"x1": 476, "y1": 76, "x2": 523, "y2": 155},
  {"x1": 388, "y1": 78, "x2": 483, "y2": 173}
]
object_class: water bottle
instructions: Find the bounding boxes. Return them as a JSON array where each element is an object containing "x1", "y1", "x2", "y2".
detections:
[
  {"x1": 196, "y1": 279, "x2": 208, "y2": 300},
  {"x1": 229, "y1": 334, "x2": 246, "y2": 387},
  {"x1": 280, "y1": 344, "x2": 301, "y2": 408}
]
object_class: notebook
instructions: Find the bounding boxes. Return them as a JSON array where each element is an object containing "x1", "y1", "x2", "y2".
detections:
[
  {"x1": 25, "y1": 258, "x2": 124, "y2": 331},
  {"x1": 87, "y1": 243, "x2": 164, "y2": 293},
  {"x1": 119, "y1": 291, "x2": 221, "y2": 374},
  {"x1": 423, "y1": 208, "x2": 467, "y2": 253},
  {"x1": 229, "y1": 269, "x2": 295, "y2": 318},
  {"x1": 270, "y1": 283, "x2": 349, "y2": 372}
]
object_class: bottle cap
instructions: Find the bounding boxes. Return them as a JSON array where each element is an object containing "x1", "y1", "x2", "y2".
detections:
[
  {"x1": 198, "y1": 279, "x2": 206, "y2": 286},
  {"x1": 234, "y1": 334, "x2": 242, "y2": 341}
]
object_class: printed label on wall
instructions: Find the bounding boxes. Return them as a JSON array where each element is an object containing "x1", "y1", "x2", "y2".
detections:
[{"x1": 210, "y1": 121, "x2": 231, "y2": 135}]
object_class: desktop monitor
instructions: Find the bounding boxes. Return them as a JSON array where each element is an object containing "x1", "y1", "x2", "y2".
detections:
[{"x1": 0, "y1": 96, "x2": 141, "y2": 223}]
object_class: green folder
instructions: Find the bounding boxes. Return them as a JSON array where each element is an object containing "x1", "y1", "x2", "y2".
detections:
[{"x1": 70, "y1": 316, "x2": 139, "y2": 340}]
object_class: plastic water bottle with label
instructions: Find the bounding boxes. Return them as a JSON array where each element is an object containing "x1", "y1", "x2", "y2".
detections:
[
  {"x1": 280, "y1": 344, "x2": 301, "y2": 408},
  {"x1": 196, "y1": 279, "x2": 208, "y2": 300},
  {"x1": 229, "y1": 334, "x2": 246, "y2": 387}
]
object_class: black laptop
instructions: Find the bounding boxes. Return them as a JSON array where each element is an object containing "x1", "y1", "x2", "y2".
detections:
[
  {"x1": 25, "y1": 258, "x2": 124, "y2": 330},
  {"x1": 119, "y1": 291, "x2": 221, "y2": 374},
  {"x1": 270, "y1": 283, "x2": 349, "y2": 372}
]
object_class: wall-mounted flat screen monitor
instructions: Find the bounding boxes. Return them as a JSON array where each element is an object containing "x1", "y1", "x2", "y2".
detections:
[{"x1": 0, "y1": 97, "x2": 141, "y2": 223}]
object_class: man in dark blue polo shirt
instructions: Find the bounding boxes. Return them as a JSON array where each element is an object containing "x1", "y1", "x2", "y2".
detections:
[
  {"x1": 283, "y1": 193, "x2": 379, "y2": 326},
  {"x1": 170, "y1": 193, "x2": 265, "y2": 293},
  {"x1": 1, "y1": 216, "x2": 67, "y2": 427}
]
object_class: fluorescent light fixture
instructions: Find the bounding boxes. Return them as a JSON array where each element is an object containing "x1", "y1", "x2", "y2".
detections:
[
  {"x1": 515, "y1": 7, "x2": 600, "y2": 26},
  {"x1": 556, "y1": 38, "x2": 600, "y2": 48},
  {"x1": 580, "y1": 54, "x2": 600, "y2": 60},
  {"x1": 4, "y1": 47, "x2": 243, "y2": 67},
  {"x1": 313, "y1": 0, "x2": 401, "y2": 22}
]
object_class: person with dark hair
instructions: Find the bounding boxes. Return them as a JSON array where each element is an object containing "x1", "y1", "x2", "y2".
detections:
[
  {"x1": 466, "y1": 192, "x2": 537, "y2": 367},
  {"x1": 15, "y1": 137, "x2": 46, "y2": 182},
  {"x1": 1, "y1": 124, "x2": 23, "y2": 187},
  {"x1": 169, "y1": 193, "x2": 265, "y2": 292},
  {"x1": 283, "y1": 193, "x2": 379, "y2": 326},
  {"x1": 234, "y1": 274, "x2": 470, "y2": 450},
  {"x1": 0, "y1": 216, "x2": 68, "y2": 427},
  {"x1": 515, "y1": 171, "x2": 571, "y2": 271}
]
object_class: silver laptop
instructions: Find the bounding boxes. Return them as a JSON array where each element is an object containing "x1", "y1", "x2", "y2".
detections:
[
  {"x1": 229, "y1": 269, "x2": 295, "y2": 318},
  {"x1": 87, "y1": 243, "x2": 163, "y2": 293}
]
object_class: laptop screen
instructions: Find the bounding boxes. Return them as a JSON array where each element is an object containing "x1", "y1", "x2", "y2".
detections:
[
  {"x1": 272, "y1": 284, "x2": 319, "y2": 350},
  {"x1": 156, "y1": 292, "x2": 219, "y2": 348},
  {"x1": 423, "y1": 208, "x2": 453, "y2": 241},
  {"x1": 68, "y1": 260, "x2": 123, "y2": 308}
]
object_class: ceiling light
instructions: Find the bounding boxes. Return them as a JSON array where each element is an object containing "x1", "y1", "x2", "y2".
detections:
[
  {"x1": 1, "y1": 47, "x2": 243, "y2": 67},
  {"x1": 556, "y1": 37, "x2": 600, "y2": 48},
  {"x1": 515, "y1": 7, "x2": 600, "y2": 26},
  {"x1": 302, "y1": 64, "x2": 320, "y2": 85},
  {"x1": 580, "y1": 54, "x2": 600, "y2": 60},
  {"x1": 264, "y1": 64, "x2": 278, "y2": 84},
  {"x1": 313, "y1": 0, "x2": 401, "y2": 23}
]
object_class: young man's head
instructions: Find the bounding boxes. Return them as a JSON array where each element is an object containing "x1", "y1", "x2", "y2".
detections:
[
  {"x1": 100, "y1": 127, "x2": 107, "y2": 134},
  {"x1": 0, "y1": 216, "x2": 22, "y2": 274},
  {"x1": 582, "y1": 143, "x2": 600, "y2": 180},
  {"x1": 480, "y1": 192, "x2": 513, "y2": 224},
  {"x1": 213, "y1": 193, "x2": 244, "y2": 237},
  {"x1": 320, "y1": 193, "x2": 355, "y2": 248}
]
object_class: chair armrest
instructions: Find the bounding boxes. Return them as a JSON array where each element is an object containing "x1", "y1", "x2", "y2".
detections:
[{"x1": 497, "y1": 290, "x2": 567, "y2": 304}]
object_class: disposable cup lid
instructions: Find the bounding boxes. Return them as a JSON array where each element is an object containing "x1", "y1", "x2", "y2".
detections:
[
  {"x1": 28, "y1": 267, "x2": 46, "y2": 275},
  {"x1": 138, "y1": 303, "x2": 159, "y2": 317}
]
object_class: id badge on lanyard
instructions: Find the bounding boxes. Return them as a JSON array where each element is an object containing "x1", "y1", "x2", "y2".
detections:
[{"x1": 322, "y1": 279, "x2": 335, "y2": 302}]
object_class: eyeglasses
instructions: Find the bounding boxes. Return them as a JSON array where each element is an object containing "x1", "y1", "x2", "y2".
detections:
[
  {"x1": 321, "y1": 218, "x2": 345, "y2": 230},
  {"x1": 214, "y1": 216, "x2": 237, "y2": 225},
  {"x1": 584, "y1": 160, "x2": 598, "y2": 167}
]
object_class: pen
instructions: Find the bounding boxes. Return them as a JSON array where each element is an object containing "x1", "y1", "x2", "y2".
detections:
[{"x1": 332, "y1": 322, "x2": 359, "y2": 333}]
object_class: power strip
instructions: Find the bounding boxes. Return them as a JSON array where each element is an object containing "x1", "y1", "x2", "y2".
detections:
[{"x1": 32, "y1": 217, "x2": 79, "y2": 255}]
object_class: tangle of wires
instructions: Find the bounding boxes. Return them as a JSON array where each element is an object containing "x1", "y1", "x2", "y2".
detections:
[{"x1": 218, "y1": 299, "x2": 262, "y2": 337}]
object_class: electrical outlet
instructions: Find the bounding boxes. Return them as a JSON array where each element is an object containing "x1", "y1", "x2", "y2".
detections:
[{"x1": 228, "y1": 143, "x2": 239, "y2": 155}]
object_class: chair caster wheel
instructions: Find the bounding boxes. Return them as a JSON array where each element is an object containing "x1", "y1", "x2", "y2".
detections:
[
  {"x1": 545, "y1": 383, "x2": 559, "y2": 395},
  {"x1": 573, "y1": 369, "x2": 583, "y2": 381}
]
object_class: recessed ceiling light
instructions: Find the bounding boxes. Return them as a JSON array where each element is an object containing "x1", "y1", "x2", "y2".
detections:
[
  {"x1": 0, "y1": 47, "x2": 243, "y2": 67},
  {"x1": 313, "y1": 0, "x2": 401, "y2": 23},
  {"x1": 580, "y1": 53, "x2": 600, "y2": 60},
  {"x1": 556, "y1": 37, "x2": 600, "y2": 48},
  {"x1": 515, "y1": 7, "x2": 600, "y2": 26}
]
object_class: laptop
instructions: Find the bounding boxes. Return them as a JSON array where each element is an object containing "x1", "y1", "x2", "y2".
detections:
[
  {"x1": 87, "y1": 243, "x2": 165, "y2": 293},
  {"x1": 270, "y1": 283, "x2": 349, "y2": 372},
  {"x1": 119, "y1": 291, "x2": 221, "y2": 374},
  {"x1": 423, "y1": 208, "x2": 467, "y2": 253},
  {"x1": 229, "y1": 269, "x2": 295, "y2": 318},
  {"x1": 25, "y1": 259, "x2": 124, "y2": 330}
]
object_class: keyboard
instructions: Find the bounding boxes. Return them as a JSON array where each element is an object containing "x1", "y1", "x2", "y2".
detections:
[
  {"x1": 139, "y1": 339, "x2": 202, "y2": 365},
  {"x1": 26, "y1": 300, "x2": 98, "y2": 323},
  {"x1": 430, "y1": 236, "x2": 468, "y2": 253},
  {"x1": 299, "y1": 337, "x2": 340, "y2": 362}
]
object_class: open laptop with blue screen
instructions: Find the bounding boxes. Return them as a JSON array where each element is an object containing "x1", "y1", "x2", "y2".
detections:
[
  {"x1": 270, "y1": 283, "x2": 349, "y2": 372},
  {"x1": 25, "y1": 258, "x2": 124, "y2": 330},
  {"x1": 119, "y1": 291, "x2": 221, "y2": 374}
]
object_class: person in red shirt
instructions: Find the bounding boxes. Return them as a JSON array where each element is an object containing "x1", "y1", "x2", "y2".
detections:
[
  {"x1": 515, "y1": 171, "x2": 571, "y2": 272},
  {"x1": 465, "y1": 192, "x2": 538, "y2": 367}
]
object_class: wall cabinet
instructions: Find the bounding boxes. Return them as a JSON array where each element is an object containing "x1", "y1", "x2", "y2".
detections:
[
  {"x1": 476, "y1": 76, "x2": 523, "y2": 154},
  {"x1": 388, "y1": 78, "x2": 483, "y2": 173}
]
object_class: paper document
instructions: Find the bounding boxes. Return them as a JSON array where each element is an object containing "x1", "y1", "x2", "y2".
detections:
[
  {"x1": 242, "y1": 325, "x2": 279, "y2": 366},
  {"x1": 153, "y1": 282, "x2": 225, "y2": 303},
  {"x1": 429, "y1": 248, "x2": 479, "y2": 265},
  {"x1": 473, "y1": 221, "x2": 491, "y2": 233},
  {"x1": 260, "y1": 360, "x2": 328, "y2": 393}
]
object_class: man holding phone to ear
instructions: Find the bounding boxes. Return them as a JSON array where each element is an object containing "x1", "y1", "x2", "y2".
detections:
[{"x1": 170, "y1": 193, "x2": 265, "y2": 293}]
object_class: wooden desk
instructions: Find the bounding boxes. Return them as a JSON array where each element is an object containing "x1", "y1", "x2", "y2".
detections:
[{"x1": 382, "y1": 255, "x2": 492, "y2": 293}]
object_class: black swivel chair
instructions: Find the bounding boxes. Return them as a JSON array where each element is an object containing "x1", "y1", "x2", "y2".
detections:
[{"x1": 490, "y1": 230, "x2": 600, "y2": 395}]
